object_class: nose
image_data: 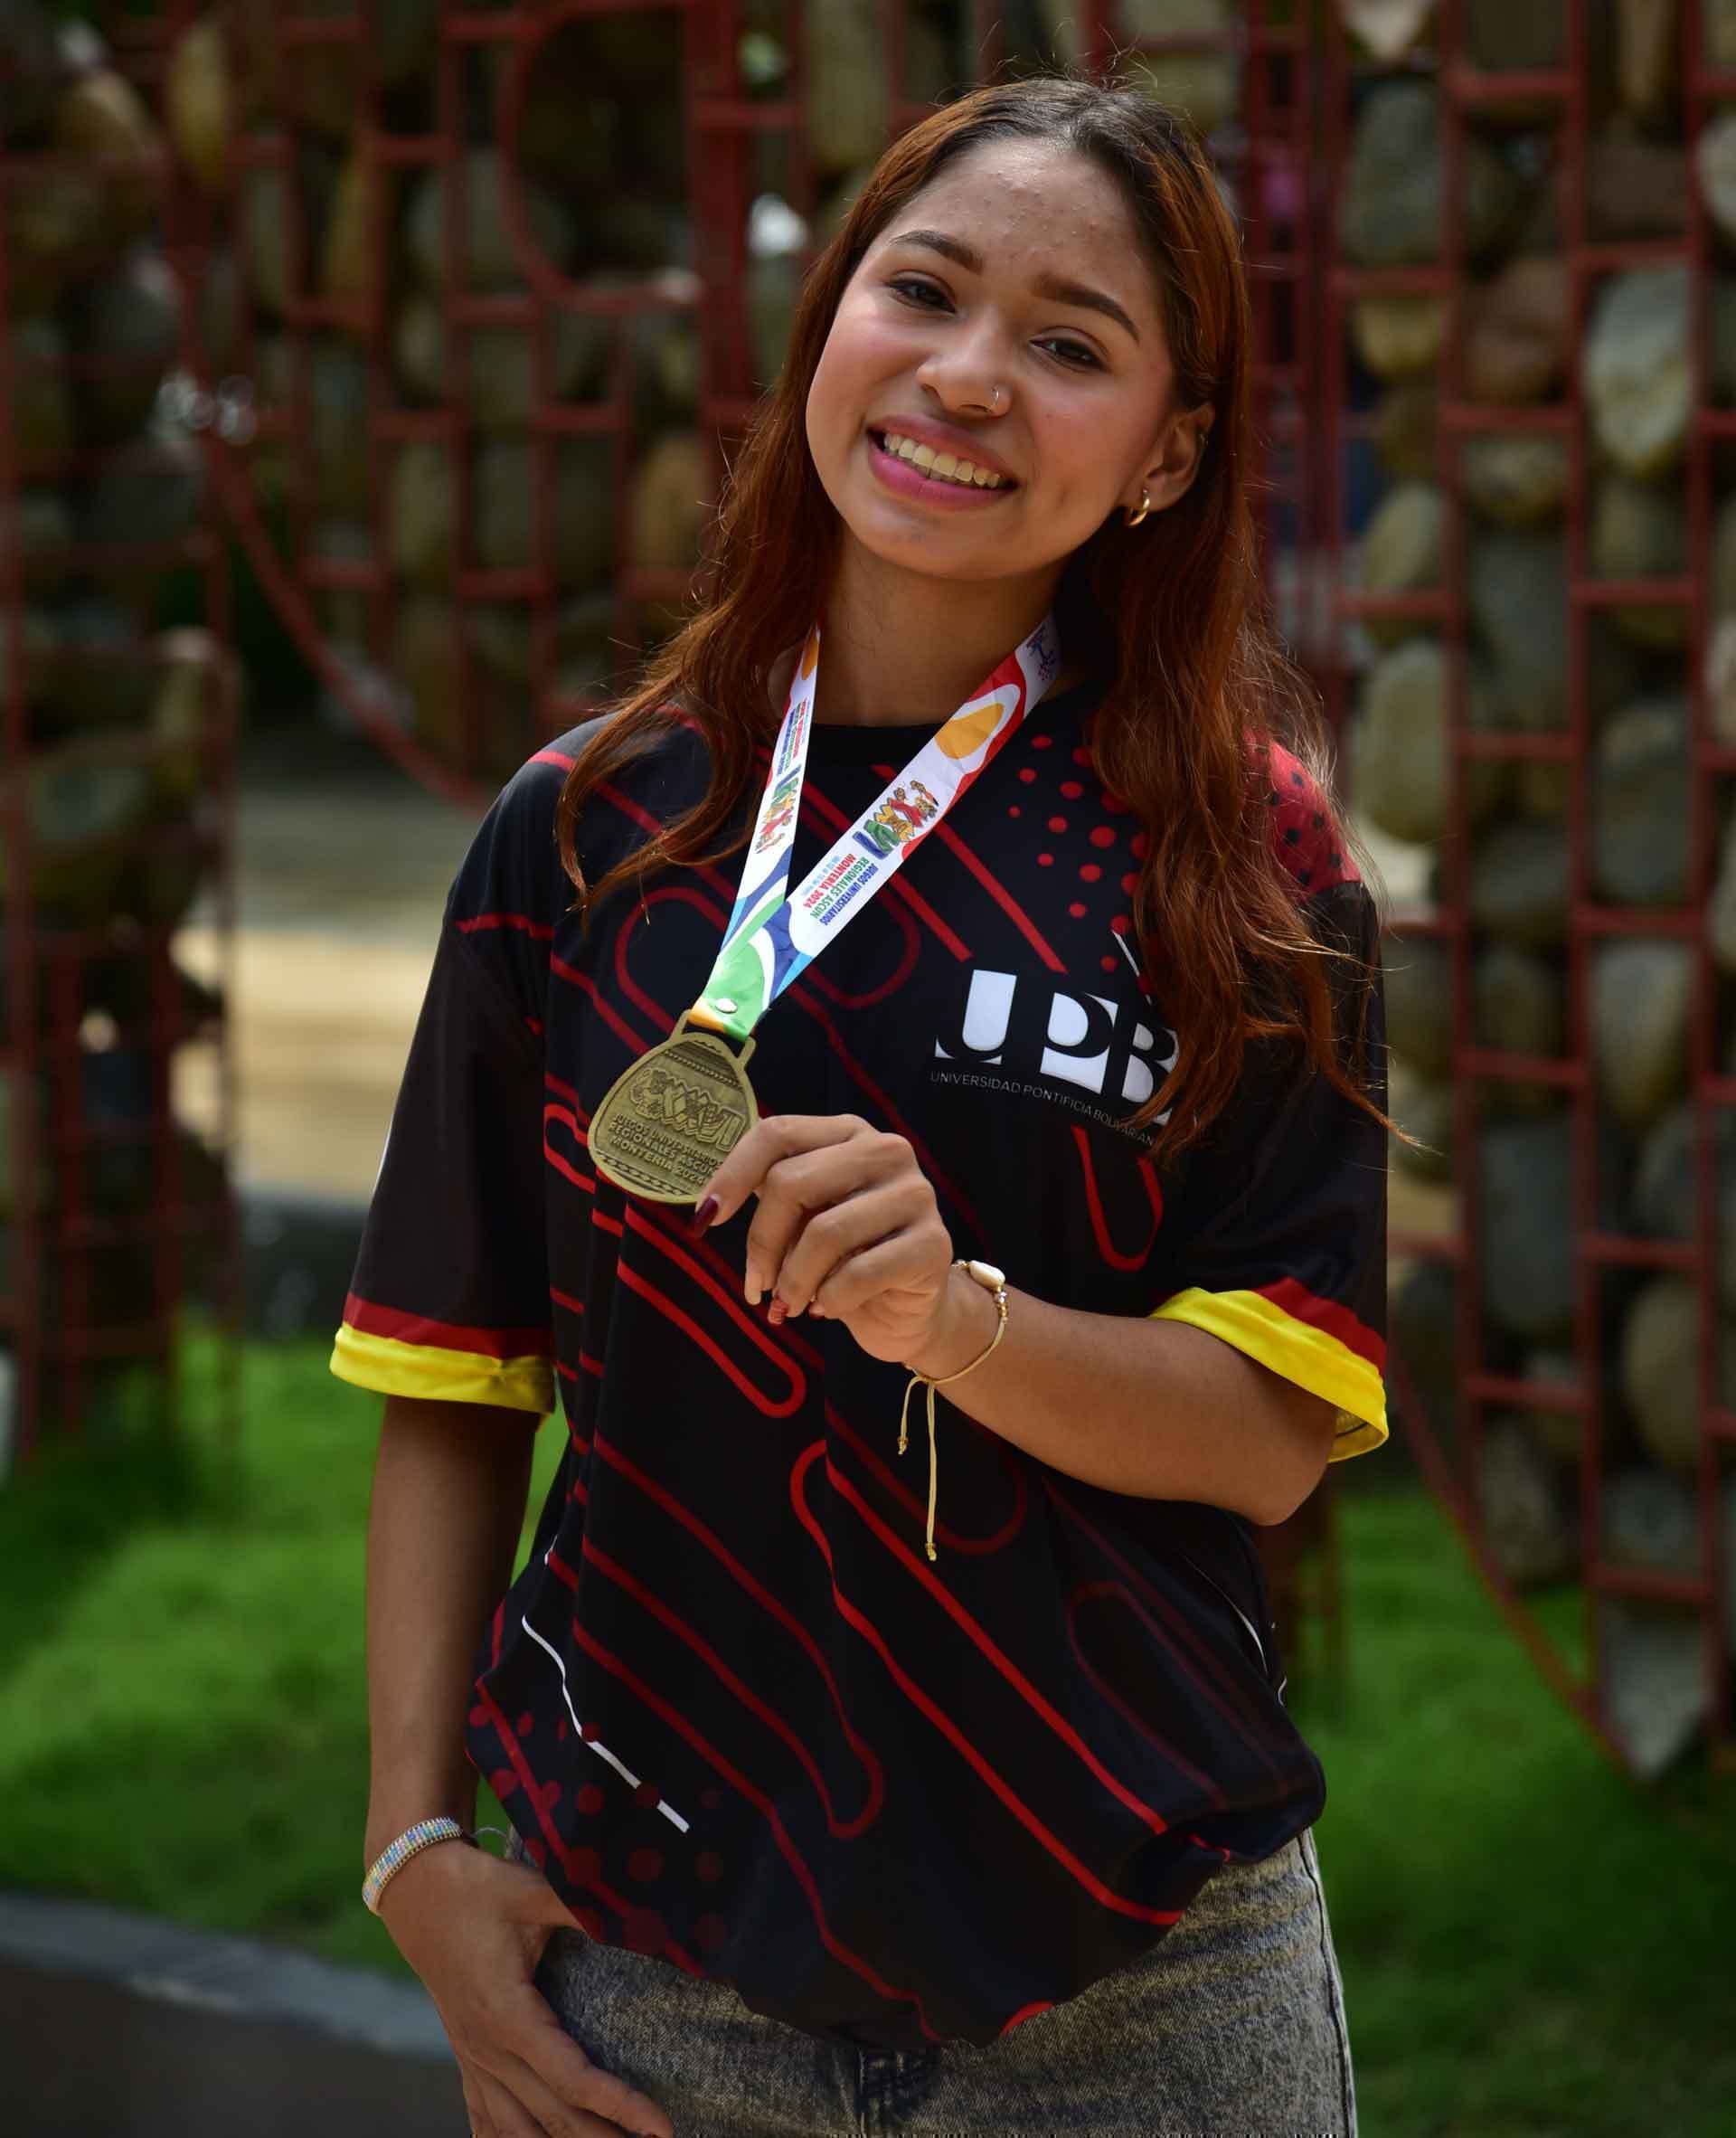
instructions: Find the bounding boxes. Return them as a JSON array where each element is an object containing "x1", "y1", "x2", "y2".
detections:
[{"x1": 915, "y1": 316, "x2": 1008, "y2": 417}]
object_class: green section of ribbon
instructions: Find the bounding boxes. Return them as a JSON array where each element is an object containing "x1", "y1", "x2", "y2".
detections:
[{"x1": 693, "y1": 915, "x2": 772, "y2": 1044}]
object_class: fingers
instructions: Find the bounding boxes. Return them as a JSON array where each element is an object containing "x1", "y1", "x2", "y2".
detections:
[
  {"x1": 762, "y1": 1180, "x2": 919, "y2": 1318},
  {"x1": 809, "y1": 1221, "x2": 953, "y2": 1321},
  {"x1": 487, "y1": 1989, "x2": 675, "y2": 2138},
  {"x1": 696, "y1": 1112, "x2": 869, "y2": 1252}
]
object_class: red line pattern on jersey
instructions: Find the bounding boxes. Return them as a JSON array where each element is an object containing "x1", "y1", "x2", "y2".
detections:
[
  {"x1": 1063, "y1": 1584, "x2": 1231, "y2": 1804},
  {"x1": 593, "y1": 1429, "x2": 886, "y2": 1828},
  {"x1": 342, "y1": 1291, "x2": 549, "y2": 1358},
  {"x1": 790, "y1": 1444, "x2": 1185, "y2": 1926},
  {"x1": 1255, "y1": 1275, "x2": 1386, "y2": 1369},
  {"x1": 1043, "y1": 1481, "x2": 1292, "y2": 1778},
  {"x1": 581, "y1": 1533, "x2": 883, "y2": 1838},
  {"x1": 823, "y1": 1399, "x2": 1026, "y2": 1556},
  {"x1": 1069, "y1": 1125, "x2": 1165, "y2": 1272},
  {"x1": 457, "y1": 911, "x2": 555, "y2": 941},
  {"x1": 565, "y1": 1605, "x2": 942, "y2": 2040}
]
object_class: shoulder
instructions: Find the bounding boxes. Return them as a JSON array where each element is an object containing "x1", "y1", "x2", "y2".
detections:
[{"x1": 1260, "y1": 740, "x2": 1360, "y2": 899}]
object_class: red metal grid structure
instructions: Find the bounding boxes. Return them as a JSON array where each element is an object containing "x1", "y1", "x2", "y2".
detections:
[
  {"x1": 1317, "y1": 0, "x2": 1735, "y2": 1777},
  {"x1": 0, "y1": 8, "x2": 241, "y2": 1467}
]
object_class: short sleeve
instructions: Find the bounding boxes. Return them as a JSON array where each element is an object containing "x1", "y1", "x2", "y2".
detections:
[
  {"x1": 329, "y1": 755, "x2": 564, "y2": 1417},
  {"x1": 1150, "y1": 876, "x2": 1389, "y2": 1461}
]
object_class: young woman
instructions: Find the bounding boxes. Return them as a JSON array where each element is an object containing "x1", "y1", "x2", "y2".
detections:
[{"x1": 337, "y1": 73, "x2": 1391, "y2": 2138}]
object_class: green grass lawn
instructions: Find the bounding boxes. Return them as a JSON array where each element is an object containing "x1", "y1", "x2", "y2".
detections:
[{"x1": 1, "y1": 1328, "x2": 1732, "y2": 2136}]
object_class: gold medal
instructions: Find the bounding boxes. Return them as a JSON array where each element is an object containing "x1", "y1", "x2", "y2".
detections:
[{"x1": 589, "y1": 1019, "x2": 760, "y2": 1203}]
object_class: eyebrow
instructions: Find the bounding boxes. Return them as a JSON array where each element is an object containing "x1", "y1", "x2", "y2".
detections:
[{"x1": 889, "y1": 228, "x2": 1142, "y2": 345}]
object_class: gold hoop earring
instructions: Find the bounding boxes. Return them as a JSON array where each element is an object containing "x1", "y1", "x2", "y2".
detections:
[{"x1": 1124, "y1": 489, "x2": 1151, "y2": 528}]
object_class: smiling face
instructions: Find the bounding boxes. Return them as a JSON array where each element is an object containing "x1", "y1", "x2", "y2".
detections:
[{"x1": 805, "y1": 137, "x2": 1211, "y2": 601}]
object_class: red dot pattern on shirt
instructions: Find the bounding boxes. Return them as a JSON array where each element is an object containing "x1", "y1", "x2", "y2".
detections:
[
  {"x1": 1047, "y1": 815, "x2": 1067, "y2": 833},
  {"x1": 1031, "y1": 733, "x2": 1052, "y2": 749},
  {"x1": 489, "y1": 1766, "x2": 518, "y2": 1801},
  {"x1": 1038, "y1": 853, "x2": 1052, "y2": 866},
  {"x1": 1100, "y1": 955, "x2": 1118, "y2": 972},
  {"x1": 622, "y1": 1906, "x2": 667, "y2": 1954},
  {"x1": 1265, "y1": 742, "x2": 1358, "y2": 894},
  {"x1": 1060, "y1": 780, "x2": 1083, "y2": 799},
  {"x1": 517, "y1": 1710, "x2": 535, "y2": 1736},
  {"x1": 627, "y1": 1846, "x2": 664, "y2": 1883},
  {"x1": 1079, "y1": 863, "x2": 1101, "y2": 883},
  {"x1": 1089, "y1": 825, "x2": 1116, "y2": 849},
  {"x1": 576, "y1": 1783, "x2": 605, "y2": 1814},
  {"x1": 1069, "y1": 901, "x2": 1087, "y2": 918},
  {"x1": 695, "y1": 1913, "x2": 728, "y2": 1954},
  {"x1": 1017, "y1": 767, "x2": 1036, "y2": 784},
  {"x1": 696, "y1": 1849, "x2": 725, "y2": 1883},
  {"x1": 633, "y1": 1779, "x2": 661, "y2": 1810}
]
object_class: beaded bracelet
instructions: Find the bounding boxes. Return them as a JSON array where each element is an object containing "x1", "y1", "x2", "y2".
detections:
[{"x1": 362, "y1": 1816, "x2": 466, "y2": 1915}]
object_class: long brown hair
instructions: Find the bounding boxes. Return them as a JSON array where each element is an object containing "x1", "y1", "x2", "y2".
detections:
[{"x1": 554, "y1": 72, "x2": 1392, "y2": 1167}]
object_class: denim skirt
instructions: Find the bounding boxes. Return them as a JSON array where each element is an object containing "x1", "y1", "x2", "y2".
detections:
[{"x1": 514, "y1": 1823, "x2": 1357, "y2": 2137}]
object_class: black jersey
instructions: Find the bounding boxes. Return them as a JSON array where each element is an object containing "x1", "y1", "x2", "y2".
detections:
[{"x1": 332, "y1": 676, "x2": 1388, "y2": 2049}]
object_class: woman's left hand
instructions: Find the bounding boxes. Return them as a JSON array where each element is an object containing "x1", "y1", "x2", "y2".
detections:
[{"x1": 695, "y1": 1114, "x2": 953, "y2": 1367}]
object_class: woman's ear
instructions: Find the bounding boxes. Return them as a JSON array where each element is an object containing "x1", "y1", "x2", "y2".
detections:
[{"x1": 1143, "y1": 403, "x2": 1215, "y2": 512}]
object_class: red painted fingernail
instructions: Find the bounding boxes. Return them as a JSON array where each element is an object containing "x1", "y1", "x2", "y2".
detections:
[
  {"x1": 768, "y1": 1296, "x2": 788, "y2": 1325},
  {"x1": 689, "y1": 1194, "x2": 718, "y2": 1235}
]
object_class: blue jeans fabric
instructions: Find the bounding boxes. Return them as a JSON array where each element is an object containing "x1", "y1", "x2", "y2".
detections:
[{"x1": 514, "y1": 1824, "x2": 1357, "y2": 2135}]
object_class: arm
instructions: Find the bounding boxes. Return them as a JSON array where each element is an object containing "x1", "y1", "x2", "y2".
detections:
[
  {"x1": 363, "y1": 1392, "x2": 538, "y2": 1868},
  {"x1": 899, "y1": 1271, "x2": 1338, "y2": 1528},
  {"x1": 696, "y1": 1116, "x2": 1342, "y2": 1536}
]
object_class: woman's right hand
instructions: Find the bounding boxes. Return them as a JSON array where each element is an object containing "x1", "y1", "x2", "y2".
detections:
[{"x1": 377, "y1": 1840, "x2": 676, "y2": 2138}]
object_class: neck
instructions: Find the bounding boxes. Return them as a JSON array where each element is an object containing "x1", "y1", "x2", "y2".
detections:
[{"x1": 807, "y1": 543, "x2": 1062, "y2": 728}]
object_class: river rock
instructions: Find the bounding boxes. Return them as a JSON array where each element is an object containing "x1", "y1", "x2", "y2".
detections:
[
  {"x1": 1602, "y1": 1466, "x2": 1698, "y2": 1578},
  {"x1": 1591, "y1": 696, "x2": 1689, "y2": 905},
  {"x1": 804, "y1": 0, "x2": 888, "y2": 177},
  {"x1": 1465, "y1": 0, "x2": 1563, "y2": 70},
  {"x1": 1621, "y1": 1276, "x2": 1702, "y2": 1471},
  {"x1": 163, "y1": 13, "x2": 231, "y2": 192},
  {"x1": 36, "y1": 598, "x2": 155, "y2": 730},
  {"x1": 1466, "y1": 255, "x2": 1571, "y2": 406},
  {"x1": 1469, "y1": 818, "x2": 1569, "y2": 946},
  {"x1": 1589, "y1": 117, "x2": 1688, "y2": 241},
  {"x1": 1599, "y1": 1597, "x2": 1706, "y2": 1779},
  {"x1": 392, "y1": 297, "x2": 614, "y2": 425},
  {"x1": 0, "y1": 0, "x2": 61, "y2": 144},
  {"x1": 629, "y1": 432, "x2": 711, "y2": 575},
  {"x1": 392, "y1": 596, "x2": 466, "y2": 761},
  {"x1": 1474, "y1": 941, "x2": 1567, "y2": 1116},
  {"x1": 1582, "y1": 266, "x2": 1690, "y2": 478},
  {"x1": 1390, "y1": 1254, "x2": 1459, "y2": 1443},
  {"x1": 1593, "y1": 939, "x2": 1691, "y2": 1129},
  {"x1": 1382, "y1": 932, "x2": 1452, "y2": 1079},
  {"x1": 52, "y1": 66, "x2": 161, "y2": 248},
  {"x1": 1343, "y1": 0, "x2": 1437, "y2": 61},
  {"x1": 1591, "y1": 473, "x2": 1687, "y2": 649},
  {"x1": 320, "y1": 147, "x2": 394, "y2": 312},
  {"x1": 475, "y1": 438, "x2": 616, "y2": 589},
  {"x1": 1339, "y1": 80, "x2": 1521, "y2": 269},
  {"x1": 20, "y1": 754, "x2": 154, "y2": 922},
  {"x1": 388, "y1": 442, "x2": 456, "y2": 586},
  {"x1": 1707, "y1": 808, "x2": 1736, "y2": 970},
  {"x1": 80, "y1": 434, "x2": 204, "y2": 559},
  {"x1": 1119, "y1": 0, "x2": 1239, "y2": 138},
  {"x1": 1349, "y1": 636, "x2": 1505, "y2": 842},
  {"x1": 1354, "y1": 481, "x2": 1442, "y2": 648},
  {"x1": 241, "y1": 164, "x2": 291, "y2": 318},
  {"x1": 1479, "y1": 1414, "x2": 1576, "y2": 1589},
  {"x1": 405, "y1": 151, "x2": 578, "y2": 292},
  {"x1": 1519, "y1": 1352, "x2": 1588, "y2": 1463},
  {"x1": 1697, "y1": 107, "x2": 1736, "y2": 249},
  {"x1": 1373, "y1": 380, "x2": 1439, "y2": 482},
  {"x1": 1616, "y1": 0, "x2": 1677, "y2": 122},
  {"x1": 1480, "y1": 1115, "x2": 1576, "y2": 1341},
  {"x1": 1630, "y1": 1105, "x2": 1736, "y2": 1310},
  {"x1": 1704, "y1": 619, "x2": 1736, "y2": 745},
  {"x1": 1463, "y1": 434, "x2": 1567, "y2": 526},
  {"x1": 1351, "y1": 294, "x2": 1445, "y2": 380},
  {"x1": 1474, "y1": 941, "x2": 1565, "y2": 1057},
  {"x1": 468, "y1": 591, "x2": 618, "y2": 686},
  {"x1": 1467, "y1": 527, "x2": 1568, "y2": 730},
  {"x1": 9, "y1": 316, "x2": 72, "y2": 461},
  {"x1": 63, "y1": 249, "x2": 182, "y2": 444}
]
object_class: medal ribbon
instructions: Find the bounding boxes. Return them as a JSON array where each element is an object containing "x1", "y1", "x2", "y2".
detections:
[{"x1": 686, "y1": 611, "x2": 1061, "y2": 1046}]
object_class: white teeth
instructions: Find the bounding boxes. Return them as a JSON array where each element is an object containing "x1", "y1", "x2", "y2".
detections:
[{"x1": 879, "y1": 430, "x2": 1005, "y2": 489}]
